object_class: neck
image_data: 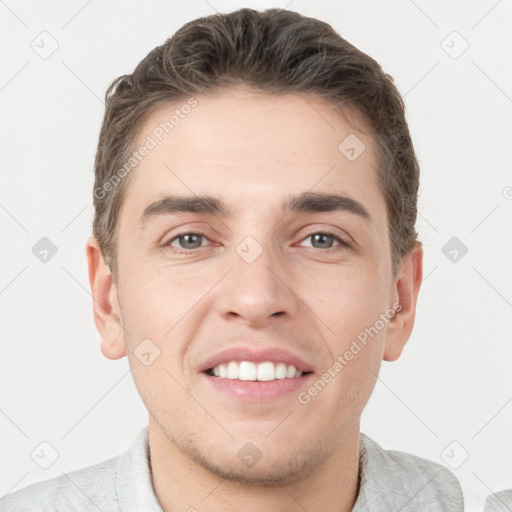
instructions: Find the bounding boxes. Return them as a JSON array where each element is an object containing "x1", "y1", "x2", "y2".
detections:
[{"x1": 149, "y1": 419, "x2": 360, "y2": 512}]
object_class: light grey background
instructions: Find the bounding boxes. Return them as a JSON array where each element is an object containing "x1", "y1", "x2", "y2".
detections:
[{"x1": 1, "y1": 1, "x2": 511, "y2": 510}]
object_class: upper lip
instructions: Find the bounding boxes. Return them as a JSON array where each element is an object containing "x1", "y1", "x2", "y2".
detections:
[{"x1": 198, "y1": 346, "x2": 314, "y2": 374}]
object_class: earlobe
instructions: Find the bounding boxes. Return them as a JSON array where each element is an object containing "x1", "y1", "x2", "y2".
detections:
[
  {"x1": 383, "y1": 243, "x2": 423, "y2": 362},
  {"x1": 86, "y1": 237, "x2": 126, "y2": 360}
]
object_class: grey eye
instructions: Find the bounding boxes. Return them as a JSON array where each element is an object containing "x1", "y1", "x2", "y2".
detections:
[
  {"x1": 172, "y1": 234, "x2": 204, "y2": 250},
  {"x1": 308, "y1": 233, "x2": 337, "y2": 249}
]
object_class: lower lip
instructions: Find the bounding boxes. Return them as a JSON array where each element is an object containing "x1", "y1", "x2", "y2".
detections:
[{"x1": 200, "y1": 373, "x2": 313, "y2": 402}]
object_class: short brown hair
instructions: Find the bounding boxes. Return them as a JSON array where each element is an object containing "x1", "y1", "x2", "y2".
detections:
[{"x1": 92, "y1": 8, "x2": 419, "y2": 281}]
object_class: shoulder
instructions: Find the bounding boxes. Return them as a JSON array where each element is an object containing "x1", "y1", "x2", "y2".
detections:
[
  {"x1": 356, "y1": 434, "x2": 464, "y2": 511},
  {"x1": 0, "y1": 456, "x2": 120, "y2": 512},
  {"x1": 485, "y1": 489, "x2": 512, "y2": 511}
]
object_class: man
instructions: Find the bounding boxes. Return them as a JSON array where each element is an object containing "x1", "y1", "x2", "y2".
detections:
[{"x1": 1, "y1": 8, "x2": 464, "y2": 511}]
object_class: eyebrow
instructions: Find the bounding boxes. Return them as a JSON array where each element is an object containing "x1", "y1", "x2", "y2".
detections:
[
  {"x1": 139, "y1": 192, "x2": 371, "y2": 227},
  {"x1": 284, "y1": 192, "x2": 370, "y2": 220}
]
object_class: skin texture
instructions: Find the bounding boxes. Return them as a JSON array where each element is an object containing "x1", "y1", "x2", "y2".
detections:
[{"x1": 87, "y1": 87, "x2": 423, "y2": 512}]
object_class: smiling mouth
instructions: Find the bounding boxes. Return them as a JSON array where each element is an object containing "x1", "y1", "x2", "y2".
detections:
[{"x1": 205, "y1": 361, "x2": 312, "y2": 381}]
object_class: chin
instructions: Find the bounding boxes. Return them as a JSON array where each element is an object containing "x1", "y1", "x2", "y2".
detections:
[
  {"x1": 192, "y1": 452, "x2": 314, "y2": 486},
  {"x1": 178, "y1": 434, "x2": 329, "y2": 486}
]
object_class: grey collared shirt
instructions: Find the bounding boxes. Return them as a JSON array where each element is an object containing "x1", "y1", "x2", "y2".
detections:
[{"x1": 0, "y1": 427, "x2": 464, "y2": 511}]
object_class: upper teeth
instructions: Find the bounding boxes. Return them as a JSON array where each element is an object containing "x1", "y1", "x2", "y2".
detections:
[{"x1": 212, "y1": 361, "x2": 303, "y2": 381}]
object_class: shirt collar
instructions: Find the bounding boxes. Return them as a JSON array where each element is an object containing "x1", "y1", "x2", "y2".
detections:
[{"x1": 116, "y1": 426, "x2": 163, "y2": 511}]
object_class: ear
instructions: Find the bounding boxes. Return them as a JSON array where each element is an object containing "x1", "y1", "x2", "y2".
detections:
[
  {"x1": 383, "y1": 242, "x2": 423, "y2": 362},
  {"x1": 86, "y1": 236, "x2": 126, "y2": 360}
]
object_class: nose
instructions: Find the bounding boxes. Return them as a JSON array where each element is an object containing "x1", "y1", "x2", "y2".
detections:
[{"x1": 216, "y1": 243, "x2": 300, "y2": 328}]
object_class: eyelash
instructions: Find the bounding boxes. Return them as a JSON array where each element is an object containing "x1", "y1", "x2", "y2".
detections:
[{"x1": 163, "y1": 230, "x2": 351, "y2": 255}]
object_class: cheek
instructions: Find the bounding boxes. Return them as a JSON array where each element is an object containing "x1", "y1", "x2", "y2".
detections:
[
  {"x1": 118, "y1": 264, "x2": 219, "y2": 382},
  {"x1": 304, "y1": 264, "x2": 390, "y2": 341},
  {"x1": 118, "y1": 263, "x2": 200, "y2": 336}
]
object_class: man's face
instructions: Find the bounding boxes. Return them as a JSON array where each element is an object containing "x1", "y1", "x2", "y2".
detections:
[{"x1": 95, "y1": 88, "x2": 415, "y2": 484}]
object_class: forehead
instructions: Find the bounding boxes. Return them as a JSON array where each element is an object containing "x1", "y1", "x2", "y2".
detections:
[{"x1": 122, "y1": 89, "x2": 384, "y2": 220}]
